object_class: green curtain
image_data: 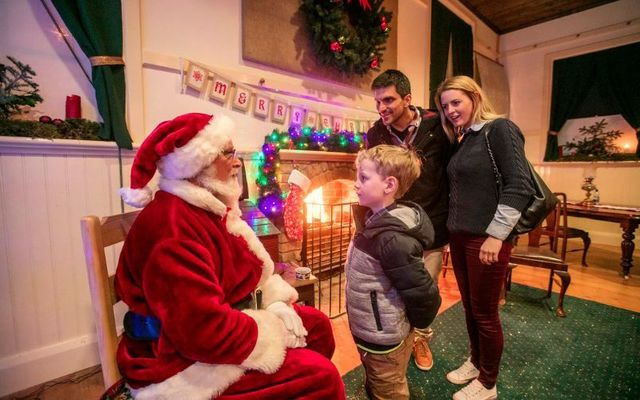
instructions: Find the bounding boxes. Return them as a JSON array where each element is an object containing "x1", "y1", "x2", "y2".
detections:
[
  {"x1": 545, "y1": 55, "x2": 597, "y2": 160},
  {"x1": 546, "y1": 41, "x2": 640, "y2": 159},
  {"x1": 428, "y1": 0, "x2": 474, "y2": 108},
  {"x1": 600, "y1": 43, "x2": 640, "y2": 156},
  {"x1": 52, "y1": 0, "x2": 132, "y2": 149}
]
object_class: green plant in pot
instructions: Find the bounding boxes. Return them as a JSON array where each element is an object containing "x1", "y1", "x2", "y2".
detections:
[
  {"x1": 0, "y1": 55, "x2": 43, "y2": 119},
  {"x1": 0, "y1": 55, "x2": 103, "y2": 141},
  {"x1": 561, "y1": 118, "x2": 636, "y2": 161}
]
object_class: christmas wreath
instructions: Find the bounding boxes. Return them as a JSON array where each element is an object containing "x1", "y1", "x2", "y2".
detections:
[{"x1": 300, "y1": 0, "x2": 392, "y2": 76}]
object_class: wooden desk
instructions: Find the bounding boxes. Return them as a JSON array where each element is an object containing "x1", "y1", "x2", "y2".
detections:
[
  {"x1": 530, "y1": 203, "x2": 640, "y2": 278},
  {"x1": 240, "y1": 200, "x2": 281, "y2": 261}
]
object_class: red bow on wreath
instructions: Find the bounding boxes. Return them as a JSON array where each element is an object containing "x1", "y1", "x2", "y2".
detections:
[{"x1": 347, "y1": 0, "x2": 371, "y2": 11}]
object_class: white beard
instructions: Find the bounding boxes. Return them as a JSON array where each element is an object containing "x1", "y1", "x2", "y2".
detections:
[{"x1": 195, "y1": 171, "x2": 242, "y2": 209}]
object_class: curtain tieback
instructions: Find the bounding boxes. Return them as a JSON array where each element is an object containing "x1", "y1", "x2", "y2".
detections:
[{"x1": 89, "y1": 56, "x2": 125, "y2": 66}]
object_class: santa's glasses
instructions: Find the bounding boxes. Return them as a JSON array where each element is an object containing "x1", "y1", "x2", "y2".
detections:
[{"x1": 221, "y1": 148, "x2": 238, "y2": 160}]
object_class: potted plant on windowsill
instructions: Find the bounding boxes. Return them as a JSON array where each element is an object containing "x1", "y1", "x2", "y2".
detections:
[
  {"x1": 0, "y1": 55, "x2": 107, "y2": 142},
  {"x1": 559, "y1": 118, "x2": 638, "y2": 162}
]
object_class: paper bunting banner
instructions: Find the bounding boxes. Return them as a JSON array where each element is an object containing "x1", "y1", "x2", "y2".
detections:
[
  {"x1": 233, "y1": 85, "x2": 251, "y2": 111},
  {"x1": 181, "y1": 58, "x2": 376, "y2": 132},
  {"x1": 272, "y1": 100, "x2": 288, "y2": 124},
  {"x1": 320, "y1": 114, "x2": 332, "y2": 130},
  {"x1": 305, "y1": 111, "x2": 318, "y2": 128},
  {"x1": 290, "y1": 106, "x2": 305, "y2": 126},
  {"x1": 185, "y1": 62, "x2": 209, "y2": 92},
  {"x1": 346, "y1": 119, "x2": 357, "y2": 132},
  {"x1": 254, "y1": 94, "x2": 270, "y2": 118},
  {"x1": 333, "y1": 116, "x2": 344, "y2": 132},
  {"x1": 209, "y1": 75, "x2": 231, "y2": 103}
]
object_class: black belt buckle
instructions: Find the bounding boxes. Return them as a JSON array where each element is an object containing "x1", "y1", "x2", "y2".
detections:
[{"x1": 232, "y1": 292, "x2": 257, "y2": 310}]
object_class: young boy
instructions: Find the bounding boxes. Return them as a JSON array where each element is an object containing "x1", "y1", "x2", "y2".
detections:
[{"x1": 346, "y1": 145, "x2": 442, "y2": 399}]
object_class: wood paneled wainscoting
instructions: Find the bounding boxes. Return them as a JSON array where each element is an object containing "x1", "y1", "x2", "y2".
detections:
[{"x1": 0, "y1": 137, "x2": 138, "y2": 397}]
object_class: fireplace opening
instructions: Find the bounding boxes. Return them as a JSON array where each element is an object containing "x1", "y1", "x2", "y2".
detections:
[{"x1": 302, "y1": 179, "x2": 356, "y2": 317}]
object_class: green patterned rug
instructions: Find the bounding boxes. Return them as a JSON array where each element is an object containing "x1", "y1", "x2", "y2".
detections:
[{"x1": 343, "y1": 284, "x2": 640, "y2": 399}]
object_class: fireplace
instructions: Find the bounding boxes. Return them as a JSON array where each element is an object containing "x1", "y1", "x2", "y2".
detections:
[{"x1": 278, "y1": 150, "x2": 357, "y2": 317}]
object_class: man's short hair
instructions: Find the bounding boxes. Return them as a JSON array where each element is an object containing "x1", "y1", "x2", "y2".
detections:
[
  {"x1": 356, "y1": 145, "x2": 422, "y2": 198},
  {"x1": 371, "y1": 69, "x2": 411, "y2": 98}
]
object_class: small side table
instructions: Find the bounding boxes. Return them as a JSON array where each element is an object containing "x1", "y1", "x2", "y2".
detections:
[{"x1": 278, "y1": 263, "x2": 318, "y2": 307}]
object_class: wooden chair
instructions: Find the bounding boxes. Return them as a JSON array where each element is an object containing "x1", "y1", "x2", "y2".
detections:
[
  {"x1": 508, "y1": 196, "x2": 571, "y2": 317},
  {"x1": 80, "y1": 211, "x2": 140, "y2": 389},
  {"x1": 538, "y1": 192, "x2": 591, "y2": 266}
]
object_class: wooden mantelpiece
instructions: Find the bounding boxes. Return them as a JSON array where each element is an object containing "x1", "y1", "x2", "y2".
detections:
[{"x1": 279, "y1": 149, "x2": 357, "y2": 163}]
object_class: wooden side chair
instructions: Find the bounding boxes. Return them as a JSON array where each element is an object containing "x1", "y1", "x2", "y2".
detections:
[
  {"x1": 508, "y1": 196, "x2": 571, "y2": 317},
  {"x1": 538, "y1": 192, "x2": 591, "y2": 266},
  {"x1": 80, "y1": 211, "x2": 140, "y2": 389}
]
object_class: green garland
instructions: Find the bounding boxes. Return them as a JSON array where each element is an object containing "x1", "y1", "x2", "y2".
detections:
[{"x1": 300, "y1": 0, "x2": 392, "y2": 76}]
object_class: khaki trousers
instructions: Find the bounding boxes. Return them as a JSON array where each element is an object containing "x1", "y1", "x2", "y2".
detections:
[{"x1": 357, "y1": 331, "x2": 415, "y2": 400}]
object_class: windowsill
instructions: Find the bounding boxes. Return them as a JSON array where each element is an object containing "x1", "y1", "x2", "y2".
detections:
[
  {"x1": 279, "y1": 149, "x2": 357, "y2": 162},
  {"x1": 538, "y1": 160, "x2": 639, "y2": 168}
]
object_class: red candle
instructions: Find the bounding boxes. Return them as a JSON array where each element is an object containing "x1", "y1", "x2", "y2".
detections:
[{"x1": 65, "y1": 95, "x2": 81, "y2": 119}]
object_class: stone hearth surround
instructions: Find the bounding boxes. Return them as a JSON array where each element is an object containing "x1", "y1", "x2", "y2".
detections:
[{"x1": 277, "y1": 150, "x2": 357, "y2": 263}]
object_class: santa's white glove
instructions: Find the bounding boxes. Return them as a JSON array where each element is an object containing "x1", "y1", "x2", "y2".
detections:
[
  {"x1": 284, "y1": 331, "x2": 307, "y2": 349},
  {"x1": 266, "y1": 301, "x2": 308, "y2": 347}
]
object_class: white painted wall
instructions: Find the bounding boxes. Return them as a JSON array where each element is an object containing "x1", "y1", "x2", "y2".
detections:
[
  {"x1": 0, "y1": 1, "x2": 98, "y2": 122},
  {"x1": 500, "y1": 0, "x2": 640, "y2": 245}
]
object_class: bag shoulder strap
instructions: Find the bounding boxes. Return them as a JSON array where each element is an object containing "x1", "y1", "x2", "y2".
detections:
[{"x1": 484, "y1": 128, "x2": 502, "y2": 185}]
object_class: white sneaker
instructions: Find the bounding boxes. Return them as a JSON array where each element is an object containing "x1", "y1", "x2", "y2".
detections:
[
  {"x1": 452, "y1": 379, "x2": 497, "y2": 400},
  {"x1": 446, "y1": 357, "x2": 480, "y2": 384}
]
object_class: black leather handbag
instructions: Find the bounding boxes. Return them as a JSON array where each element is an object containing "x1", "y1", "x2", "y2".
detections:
[{"x1": 485, "y1": 129, "x2": 558, "y2": 235}]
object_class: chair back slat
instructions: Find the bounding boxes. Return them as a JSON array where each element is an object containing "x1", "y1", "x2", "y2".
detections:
[{"x1": 80, "y1": 210, "x2": 140, "y2": 389}]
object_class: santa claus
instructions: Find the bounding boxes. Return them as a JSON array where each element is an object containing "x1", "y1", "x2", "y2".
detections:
[{"x1": 116, "y1": 113, "x2": 345, "y2": 399}]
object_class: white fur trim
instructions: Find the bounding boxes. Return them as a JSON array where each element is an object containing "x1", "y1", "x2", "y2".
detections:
[
  {"x1": 158, "y1": 115, "x2": 235, "y2": 179},
  {"x1": 225, "y1": 208, "x2": 275, "y2": 286},
  {"x1": 160, "y1": 177, "x2": 278, "y2": 294},
  {"x1": 260, "y1": 274, "x2": 299, "y2": 308},
  {"x1": 287, "y1": 169, "x2": 311, "y2": 193},
  {"x1": 159, "y1": 177, "x2": 227, "y2": 216},
  {"x1": 130, "y1": 362, "x2": 244, "y2": 400},
  {"x1": 119, "y1": 186, "x2": 153, "y2": 208},
  {"x1": 240, "y1": 309, "x2": 287, "y2": 373}
]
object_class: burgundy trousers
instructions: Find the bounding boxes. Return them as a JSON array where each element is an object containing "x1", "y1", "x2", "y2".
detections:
[
  {"x1": 449, "y1": 233, "x2": 512, "y2": 388},
  {"x1": 220, "y1": 304, "x2": 346, "y2": 399}
]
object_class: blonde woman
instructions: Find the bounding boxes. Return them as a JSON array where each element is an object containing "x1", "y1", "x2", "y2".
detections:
[{"x1": 435, "y1": 76, "x2": 534, "y2": 400}]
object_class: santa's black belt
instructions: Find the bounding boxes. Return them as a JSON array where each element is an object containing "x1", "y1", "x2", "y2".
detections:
[{"x1": 232, "y1": 290, "x2": 262, "y2": 310}]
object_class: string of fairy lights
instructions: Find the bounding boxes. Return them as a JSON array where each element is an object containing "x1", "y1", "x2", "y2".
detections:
[{"x1": 255, "y1": 124, "x2": 366, "y2": 220}]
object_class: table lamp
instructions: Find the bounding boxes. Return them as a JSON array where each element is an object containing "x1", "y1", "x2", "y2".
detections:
[{"x1": 581, "y1": 164, "x2": 598, "y2": 205}]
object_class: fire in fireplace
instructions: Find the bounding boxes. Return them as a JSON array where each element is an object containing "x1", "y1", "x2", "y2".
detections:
[{"x1": 302, "y1": 179, "x2": 356, "y2": 317}]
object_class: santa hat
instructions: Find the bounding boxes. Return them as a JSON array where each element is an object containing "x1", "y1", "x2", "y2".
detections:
[{"x1": 119, "y1": 112, "x2": 235, "y2": 207}]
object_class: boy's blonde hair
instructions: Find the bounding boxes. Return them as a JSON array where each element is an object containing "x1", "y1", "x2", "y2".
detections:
[
  {"x1": 356, "y1": 145, "x2": 422, "y2": 199},
  {"x1": 434, "y1": 75, "x2": 502, "y2": 141}
]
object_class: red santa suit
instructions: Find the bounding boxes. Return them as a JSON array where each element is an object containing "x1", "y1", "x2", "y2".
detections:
[{"x1": 116, "y1": 113, "x2": 345, "y2": 400}]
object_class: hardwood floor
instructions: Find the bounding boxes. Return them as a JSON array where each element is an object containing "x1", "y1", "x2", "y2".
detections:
[{"x1": 3, "y1": 243, "x2": 638, "y2": 399}]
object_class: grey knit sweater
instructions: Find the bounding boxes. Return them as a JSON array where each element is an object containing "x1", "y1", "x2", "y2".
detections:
[{"x1": 447, "y1": 118, "x2": 535, "y2": 242}]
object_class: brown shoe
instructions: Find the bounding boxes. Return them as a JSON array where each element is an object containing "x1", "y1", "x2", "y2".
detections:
[{"x1": 413, "y1": 335, "x2": 434, "y2": 371}]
